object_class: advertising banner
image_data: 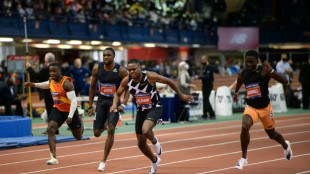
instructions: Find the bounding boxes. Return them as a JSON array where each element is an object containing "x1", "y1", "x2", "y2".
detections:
[
  {"x1": 218, "y1": 27, "x2": 259, "y2": 50},
  {"x1": 7, "y1": 55, "x2": 40, "y2": 73}
]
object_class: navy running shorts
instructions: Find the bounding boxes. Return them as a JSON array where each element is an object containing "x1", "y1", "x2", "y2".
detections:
[{"x1": 93, "y1": 102, "x2": 119, "y2": 130}]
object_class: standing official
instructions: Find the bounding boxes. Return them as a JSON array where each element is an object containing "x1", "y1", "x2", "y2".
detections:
[{"x1": 196, "y1": 55, "x2": 215, "y2": 119}]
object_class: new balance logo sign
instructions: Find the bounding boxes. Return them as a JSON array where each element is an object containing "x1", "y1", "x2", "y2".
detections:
[{"x1": 230, "y1": 34, "x2": 247, "y2": 44}]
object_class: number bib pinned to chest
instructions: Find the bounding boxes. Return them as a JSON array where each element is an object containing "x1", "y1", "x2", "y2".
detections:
[
  {"x1": 134, "y1": 93, "x2": 152, "y2": 109},
  {"x1": 245, "y1": 82, "x2": 262, "y2": 99},
  {"x1": 100, "y1": 83, "x2": 116, "y2": 97}
]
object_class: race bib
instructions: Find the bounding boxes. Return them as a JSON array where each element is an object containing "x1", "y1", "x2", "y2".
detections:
[
  {"x1": 51, "y1": 92, "x2": 62, "y2": 104},
  {"x1": 135, "y1": 93, "x2": 152, "y2": 108},
  {"x1": 100, "y1": 83, "x2": 116, "y2": 97},
  {"x1": 245, "y1": 83, "x2": 262, "y2": 99}
]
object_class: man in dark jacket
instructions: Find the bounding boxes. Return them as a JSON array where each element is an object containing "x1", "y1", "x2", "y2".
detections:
[
  {"x1": 0, "y1": 78, "x2": 24, "y2": 116},
  {"x1": 196, "y1": 55, "x2": 215, "y2": 119},
  {"x1": 25, "y1": 52, "x2": 57, "y2": 134},
  {"x1": 299, "y1": 56, "x2": 310, "y2": 109}
]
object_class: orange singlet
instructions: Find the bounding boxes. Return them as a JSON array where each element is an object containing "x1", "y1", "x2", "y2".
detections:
[{"x1": 50, "y1": 76, "x2": 74, "y2": 112}]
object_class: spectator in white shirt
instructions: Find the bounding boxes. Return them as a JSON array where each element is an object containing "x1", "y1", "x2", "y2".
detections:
[{"x1": 276, "y1": 53, "x2": 293, "y2": 99}]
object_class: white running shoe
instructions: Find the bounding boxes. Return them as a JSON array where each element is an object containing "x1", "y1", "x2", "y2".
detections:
[
  {"x1": 149, "y1": 156, "x2": 161, "y2": 174},
  {"x1": 153, "y1": 137, "x2": 162, "y2": 156},
  {"x1": 98, "y1": 162, "x2": 106, "y2": 171},
  {"x1": 46, "y1": 153, "x2": 59, "y2": 165},
  {"x1": 284, "y1": 140, "x2": 293, "y2": 161},
  {"x1": 235, "y1": 157, "x2": 248, "y2": 170}
]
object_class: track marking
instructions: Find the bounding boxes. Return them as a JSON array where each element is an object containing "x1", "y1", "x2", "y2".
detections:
[
  {"x1": 1, "y1": 126, "x2": 309, "y2": 167},
  {"x1": 296, "y1": 170, "x2": 310, "y2": 174},
  {"x1": 0, "y1": 117, "x2": 308, "y2": 157},
  {"x1": 104, "y1": 141, "x2": 310, "y2": 174},
  {"x1": 196, "y1": 153, "x2": 310, "y2": 174},
  {"x1": 18, "y1": 138, "x2": 310, "y2": 173}
]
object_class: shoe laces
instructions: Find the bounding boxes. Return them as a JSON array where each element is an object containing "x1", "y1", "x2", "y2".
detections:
[{"x1": 238, "y1": 158, "x2": 247, "y2": 164}]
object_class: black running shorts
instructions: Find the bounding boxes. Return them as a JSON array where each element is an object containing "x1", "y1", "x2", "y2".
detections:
[
  {"x1": 135, "y1": 107, "x2": 162, "y2": 134},
  {"x1": 49, "y1": 107, "x2": 81, "y2": 129},
  {"x1": 93, "y1": 102, "x2": 119, "y2": 130}
]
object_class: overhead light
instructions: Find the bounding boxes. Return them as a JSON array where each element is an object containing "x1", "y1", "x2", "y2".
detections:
[
  {"x1": 33, "y1": 43, "x2": 50, "y2": 48},
  {"x1": 22, "y1": 39, "x2": 33, "y2": 43},
  {"x1": 144, "y1": 43, "x2": 156, "y2": 47},
  {"x1": 79, "y1": 45, "x2": 93, "y2": 50},
  {"x1": 160, "y1": 44, "x2": 169, "y2": 48},
  {"x1": 192, "y1": 44, "x2": 200, "y2": 48},
  {"x1": 57, "y1": 44, "x2": 72, "y2": 49},
  {"x1": 45, "y1": 39, "x2": 60, "y2": 44},
  {"x1": 112, "y1": 41, "x2": 121, "y2": 46},
  {"x1": 269, "y1": 43, "x2": 305, "y2": 49},
  {"x1": 99, "y1": 46, "x2": 108, "y2": 50},
  {"x1": 0, "y1": 37, "x2": 14, "y2": 42},
  {"x1": 67, "y1": 40, "x2": 82, "y2": 45},
  {"x1": 91, "y1": 41, "x2": 101, "y2": 45}
]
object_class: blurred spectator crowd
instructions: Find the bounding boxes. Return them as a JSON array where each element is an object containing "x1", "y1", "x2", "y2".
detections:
[
  {"x1": 0, "y1": 0, "x2": 216, "y2": 31},
  {"x1": 1, "y1": 0, "x2": 309, "y2": 32}
]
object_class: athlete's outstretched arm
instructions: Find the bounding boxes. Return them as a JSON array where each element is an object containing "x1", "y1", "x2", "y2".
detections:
[
  {"x1": 24, "y1": 81, "x2": 50, "y2": 89},
  {"x1": 263, "y1": 61, "x2": 288, "y2": 84},
  {"x1": 110, "y1": 76, "x2": 129, "y2": 113},
  {"x1": 147, "y1": 71, "x2": 194, "y2": 103},
  {"x1": 88, "y1": 64, "x2": 98, "y2": 116},
  {"x1": 233, "y1": 70, "x2": 244, "y2": 103},
  {"x1": 63, "y1": 79, "x2": 77, "y2": 124}
]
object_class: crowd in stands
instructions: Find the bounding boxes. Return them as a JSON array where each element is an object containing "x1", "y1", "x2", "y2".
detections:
[
  {"x1": 2, "y1": 0, "x2": 309, "y2": 33},
  {"x1": 0, "y1": 0, "x2": 209, "y2": 31},
  {"x1": 226, "y1": 0, "x2": 310, "y2": 28}
]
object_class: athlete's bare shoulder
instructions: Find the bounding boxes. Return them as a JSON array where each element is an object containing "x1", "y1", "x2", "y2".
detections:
[
  {"x1": 119, "y1": 66, "x2": 129, "y2": 79},
  {"x1": 63, "y1": 78, "x2": 74, "y2": 92}
]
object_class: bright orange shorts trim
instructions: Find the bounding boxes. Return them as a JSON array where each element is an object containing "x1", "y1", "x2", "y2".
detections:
[{"x1": 243, "y1": 102, "x2": 275, "y2": 130}]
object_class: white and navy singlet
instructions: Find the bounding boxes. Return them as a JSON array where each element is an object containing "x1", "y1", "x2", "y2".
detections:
[{"x1": 128, "y1": 71, "x2": 162, "y2": 111}]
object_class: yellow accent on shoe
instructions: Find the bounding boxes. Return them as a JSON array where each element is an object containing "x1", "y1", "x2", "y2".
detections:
[
  {"x1": 46, "y1": 158, "x2": 59, "y2": 165},
  {"x1": 46, "y1": 153, "x2": 59, "y2": 165}
]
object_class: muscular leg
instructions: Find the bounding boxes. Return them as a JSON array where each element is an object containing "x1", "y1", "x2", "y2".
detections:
[
  {"x1": 102, "y1": 124, "x2": 116, "y2": 162},
  {"x1": 71, "y1": 114, "x2": 84, "y2": 140},
  {"x1": 137, "y1": 120, "x2": 157, "y2": 163},
  {"x1": 265, "y1": 128, "x2": 288, "y2": 149},
  {"x1": 94, "y1": 119, "x2": 108, "y2": 137},
  {"x1": 202, "y1": 88, "x2": 208, "y2": 118},
  {"x1": 240, "y1": 114, "x2": 253, "y2": 159},
  {"x1": 47, "y1": 120, "x2": 59, "y2": 158}
]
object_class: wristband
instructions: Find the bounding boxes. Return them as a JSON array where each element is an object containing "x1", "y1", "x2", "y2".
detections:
[
  {"x1": 88, "y1": 106, "x2": 93, "y2": 110},
  {"x1": 121, "y1": 104, "x2": 125, "y2": 107},
  {"x1": 270, "y1": 69, "x2": 274, "y2": 74},
  {"x1": 234, "y1": 92, "x2": 238, "y2": 95}
]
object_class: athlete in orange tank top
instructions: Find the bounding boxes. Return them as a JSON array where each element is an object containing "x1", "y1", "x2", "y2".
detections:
[
  {"x1": 24, "y1": 63, "x2": 83, "y2": 166},
  {"x1": 50, "y1": 76, "x2": 74, "y2": 112}
]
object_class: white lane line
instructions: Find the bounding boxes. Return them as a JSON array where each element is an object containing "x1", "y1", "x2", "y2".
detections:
[
  {"x1": 105, "y1": 141, "x2": 310, "y2": 174},
  {"x1": 0, "y1": 117, "x2": 308, "y2": 157},
  {"x1": 296, "y1": 170, "x2": 310, "y2": 174},
  {"x1": 1, "y1": 125, "x2": 310, "y2": 167},
  {"x1": 196, "y1": 153, "x2": 310, "y2": 174},
  {"x1": 17, "y1": 138, "x2": 310, "y2": 173}
]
